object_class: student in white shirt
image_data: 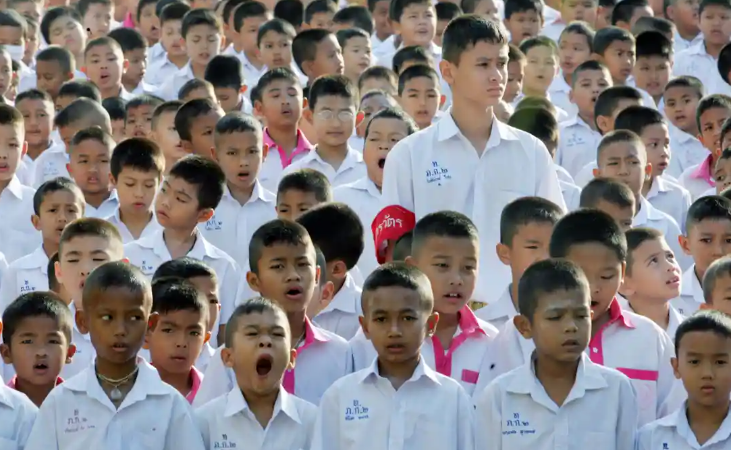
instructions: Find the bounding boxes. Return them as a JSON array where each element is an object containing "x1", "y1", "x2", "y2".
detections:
[
  {"x1": 0, "y1": 178, "x2": 84, "y2": 310},
  {"x1": 620, "y1": 228, "x2": 686, "y2": 338},
  {"x1": 105, "y1": 138, "x2": 164, "y2": 244},
  {"x1": 381, "y1": 15, "x2": 565, "y2": 305},
  {"x1": 124, "y1": 156, "x2": 241, "y2": 344},
  {"x1": 124, "y1": 95, "x2": 164, "y2": 140},
  {"x1": 312, "y1": 263, "x2": 474, "y2": 450},
  {"x1": 665, "y1": 0, "x2": 702, "y2": 55},
  {"x1": 0, "y1": 104, "x2": 42, "y2": 262},
  {"x1": 474, "y1": 259, "x2": 638, "y2": 450},
  {"x1": 195, "y1": 219, "x2": 349, "y2": 407},
  {"x1": 580, "y1": 177, "x2": 637, "y2": 231},
  {"x1": 195, "y1": 298, "x2": 317, "y2": 450},
  {"x1": 66, "y1": 128, "x2": 119, "y2": 219},
  {"x1": 637, "y1": 311, "x2": 731, "y2": 450},
  {"x1": 334, "y1": 107, "x2": 418, "y2": 278},
  {"x1": 275, "y1": 169, "x2": 333, "y2": 222},
  {"x1": 397, "y1": 65, "x2": 442, "y2": 130},
  {"x1": 156, "y1": 9, "x2": 224, "y2": 101},
  {"x1": 174, "y1": 98, "x2": 225, "y2": 158},
  {"x1": 229, "y1": 1, "x2": 271, "y2": 88},
  {"x1": 107, "y1": 28, "x2": 156, "y2": 96},
  {"x1": 83, "y1": 37, "x2": 134, "y2": 101},
  {"x1": 281, "y1": 75, "x2": 366, "y2": 187},
  {"x1": 15, "y1": 89, "x2": 56, "y2": 187},
  {"x1": 39, "y1": 7, "x2": 88, "y2": 82},
  {"x1": 0, "y1": 373, "x2": 37, "y2": 450},
  {"x1": 201, "y1": 112, "x2": 277, "y2": 268},
  {"x1": 548, "y1": 23, "x2": 595, "y2": 117},
  {"x1": 475, "y1": 197, "x2": 564, "y2": 330},
  {"x1": 24, "y1": 262, "x2": 205, "y2": 450},
  {"x1": 145, "y1": 2, "x2": 191, "y2": 87},
  {"x1": 674, "y1": 196, "x2": 731, "y2": 315},
  {"x1": 663, "y1": 77, "x2": 709, "y2": 180}
]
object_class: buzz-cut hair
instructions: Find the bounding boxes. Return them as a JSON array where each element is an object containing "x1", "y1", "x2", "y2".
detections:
[
  {"x1": 594, "y1": 86, "x2": 643, "y2": 122},
  {"x1": 500, "y1": 197, "x2": 564, "y2": 246},
  {"x1": 204, "y1": 54, "x2": 244, "y2": 90},
  {"x1": 635, "y1": 31, "x2": 672, "y2": 61},
  {"x1": 685, "y1": 195, "x2": 731, "y2": 234},
  {"x1": 214, "y1": 111, "x2": 262, "y2": 148},
  {"x1": 719, "y1": 43, "x2": 731, "y2": 85},
  {"x1": 0, "y1": 10, "x2": 27, "y2": 37},
  {"x1": 697, "y1": 94, "x2": 731, "y2": 134},
  {"x1": 182, "y1": 7, "x2": 222, "y2": 38},
  {"x1": 69, "y1": 127, "x2": 115, "y2": 156},
  {"x1": 276, "y1": 168, "x2": 333, "y2": 203},
  {"x1": 333, "y1": 5, "x2": 374, "y2": 35},
  {"x1": 507, "y1": 107, "x2": 559, "y2": 153},
  {"x1": 519, "y1": 35, "x2": 558, "y2": 57},
  {"x1": 361, "y1": 262, "x2": 434, "y2": 313},
  {"x1": 54, "y1": 98, "x2": 111, "y2": 133},
  {"x1": 411, "y1": 211, "x2": 479, "y2": 256},
  {"x1": 442, "y1": 15, "x2": 507, "y2": 65},
  {"x1": 571, "y1": 60, "x2": 610, "y2": 87},
  {"x1": 224, "y1": 297, "x2": 289, "y2": 348},
  {"x1": 110, "y1": 137, "x2": 165, "y2": 179},
  {"x1": 393, "y1": 45, "x2": 435, "y2": 74},
  {"x1": 358, "y1": 66, "x2": 398, "y2": 95},
  {"x1": 614, "y1": 105, "x2": 665, "y2": 136},
  {"x1": 33, "y1": 176, "x2": 84, "y2": 216},
  {"x1": 84, "y1": 36, "x2": 123, "y2": 57},
  {"x1": 549, "y1": 209, "x2": 628, "y2": 262},
  {"x1": 296, "y1": 203, "x2": 364, "y2": 271},
  {"x1": 364, "y1": 106, "x2": 418, "y2": 139},
  {"x1": 35, "y1": 46, "x2": 75, "y2": 74},
  {"x1": 82, "y1": 261, "x2": 151, "y2": 311},
  {"x1": 151, "y1": 277, "x2": 209, "y2": 321},
  {"x1": 674, "y1": 309, "x2": 731, "y2": 354},
  {"x1": 560, "y1": 21, "x2": 595, "y2": 53},
  {"x1": 107, "y1": 27, "x2": 147, "y2": 53},
  {"x1": 233, "y1": 1, "x2": 270, "y2": 33},
  {"x1": 611, "y1": 0, "x2": 650, "y2": 25},
  {"x1": 152, "y1": 256, "x2": 218, "y2": 282},
  {"x1": 305, "y1": 0, "x2": 337, "y2": 24},
  {"x1": 59, "y1": 217, "x2": 123, "y2": 256},
  {"x1": 632, "y1": 16, "x2": 675, "y2": 37},
  {"x1": 1, "y1": 291, "x2": 73, "y2": 345},
  {"x1": 174, "y1": 98, "x2": 222, "y2": 141},
  {"x1": 102, "y1": 96, "x2": 128, "y2": 122},
  {"x1": 152, "y1": 100, "x2": 183, "y2": 130},
  {"x1": 40, "y1": 7, "x2": 81, "y2": 46},
  {"x1": 292, "y1": 28, "x2": 333, "y2": 72},
  {"x1": 397, "y1": 64, "x2": 440, "y2": 97},
  {"x1": 703, "y1": 256, "x2": 731, "y2": 304},
  {"x1": 248, "y1": 219, "x2": 313, "y2": 275},
  {"x1": 625, "y1": 227, "x2": 664, "y2": 275},
  {"x1": 257, "y1": 18, "x2": 296, "y2": 47},
  {"x1": 160, "y1": 1, "x2": 191, "y2": 25},
  {"x1": 580, "y1": 177, "x2": 637, "y2": 211},
  {"x1": 597, "y1": 129, "x2": 645, "y2": 162},
  {"x1": 518, "y1": 258, "x2": 590, "y2": 322},
  {"x1": 0, "y1": 104, "x2": 23, "y2": 128},
  {"x1": 593, "y1": 26, "x2": 635, "y2": 57},
  {"x1": 274, "y1": 0, "x2": 304, "y2": 30},
  {"x1": 57, "y1": 80, "x2": 102, "y2": 103},
  {"x1": 167, "y1": 155, "x2": 226, "y2": 211}
]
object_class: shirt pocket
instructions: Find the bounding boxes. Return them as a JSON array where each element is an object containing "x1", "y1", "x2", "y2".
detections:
[{"x1": 0, "y1": 437, "x2": 18, "y2": 450}]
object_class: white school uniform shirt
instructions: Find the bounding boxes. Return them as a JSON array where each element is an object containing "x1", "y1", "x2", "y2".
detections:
[
  {"x1": 475, "y1": 318, "x2": 537, "y2": 394},
  {"x1": 195, "y1": 385, "x2": 317, "y2": 450},
  {"x1": 310, "y1": 357, "x2": 474, "y2": 450},
  {"x1": 18, "y1": 69, "x2": 87, "y2": 95},
  {"x1": 123, "y1": 229, "x2": 241, "y2": 327},
  {"x1": 561, "y1": 179, "x2": 582, "y2": 211},
  {"x1": 155, "y1": 62, "x2": 196, "y2": 101},
  {"x1": 556, "y1": 114, "x2": 602, "y2": 177},
  {"x1": 645, "y1": 176, "x2": 693, "y2": 231},
  {"x1": 104, "y1": 208, "x2": 162, "y2": 244},
  {"x1": 679, "y1": 155, "x2": 715, "y2": 200},
  {"x1": 381, "y1": 111, "x2": 566, "y2": 303},
  {"x1": 616, "y1": 296, "x2": 686, "y2": 340},
  {"x1": 280, "y1": 147, "x2": 367, "y2": 188},
  {"x1": 84, "y1": 190, "x2": 119, "y2": 219},
  {"x1": 129, "y1": 80, "x2": 157, "y2": 96},
  {"x1": 0, "y1": 177, "x2": 40, "y2": 262},
  {"x1": 199, "y1": 181, "x2": 276, "y2": 268},
  {"x1": 61, "y1": 302, "x2": 95, "y2": 379},
  {"x1": 540, "y1": 18, "x2": 566, "y2": 42},
  {"x1": 227, "y1": 48, "x2": 268, "y2": 89},
  {"x1": 0, "y1": 246, "x2": 48, "y2": 311},
  {"x1": 634, "y1": 196, "x2": 692, "y2": 270},
  {"x1": 333, "y1": 177, "x2": 381, "y2": 278},
  {"x1": 0, "y1": 375, "x2": 38, "y2": 450},
  {"x1": 195, "y1": 342, "x2": 214, "y2": 373},
  {"x1": 145, "y1": 55, "x2": 186, "y2": 88},
  {"x1": 31, "y1": 143, "x2": 69, "y2": 188},
  {"x1": 673, "y1": 30, "x2": 704, "y2": 55},
  {"x1": 667, "y1": 124, "x2": 709, "y2": 179},
  {"x1": 672, "y1": 264, "x2": 705, "y2": 316},
  {"x1": 474, "y1": 284, "x2": 518, "y2": 330},
  {"x1": 24, "y1": 359, "x2": 205, "y2": 450},
  {"x1": 474, "y1": 353, "x2": 638, "y2": 450},
  {"x1": 146, "y1": 42, "x2": 167, "y2": 68},
  {"x1": 314, "y1": 272, "x2": 363, "y2": 340},
  {"x1": 194, "y1": 318, "x2": 350, "y2": 407},
  {"x1": 637, "y1": 401, "x2": 731, "y2": 450},
  {"x1": 547, "y1": 72, "x2": 576, "y2": 117},
  {"x1": 16, "y1": 155, "x2": 36, "y2": 187},
  {"x1": 673, "y1": 40, "x2": 730, "y2": 98}
]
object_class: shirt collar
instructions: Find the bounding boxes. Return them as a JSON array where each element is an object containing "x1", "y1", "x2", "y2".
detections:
[
  {"x1": 505, "y1": 353, "x2": 609, "y2": 399},
  {"x1": 141, "y1": 229, "x2": 219, "y2": 261},
  {"x1": 14, "y1": 245, "x2": 49, "y2": 271},
  {"x1": 549, "y1": 71, "x2": 571, "y2": 94},
  {"x1": 185, "y1": 367, "x2": 202, "y2": 404},
  {"x1": 606, "y1": 298, "x2": 636, "y2": 329},
  {"x1": 645, "y1": 175, "x2": 673, "y2": 199},
  {"x1": 457, "y1": 305, "x2": 486, "y2": 337},
  {"x1": 321, "y1": 272, "x2": 362, "y2": 314},
  {"x1": 359, "y1": 355, "x2": 441, "y2": 385},
  {"x1": 562, "y1": 113, "x2": 593, "y2": 129},
  {"x1": 437, "y1": 109, "x2": 520, "y2": 147},
  {"x1": 657, "y1": 402, "x2": 731, "y2": 447},
  {"x1": 691, "y1": 154, "x2": 715, "y2": 186},
  {"x1": 348, "y1": 177, "x2": 382, "y2": 198},
  {"x1": 68, "y1": 302, "x2": 91, "y2": 342},
  {"x1": 634, "y1": 196, "x2": 667, "y2": 226},
  {"x1": 223, "y1": 385, "x2": 302, "y2": 424},
  {"x1": 669, "y1": 124, "x2": 700, "y2": 145},
  {"x1": 222, "y1": 180, "x2": 273, "y2": 206},
  {"x1": 0, "y1": 383, "x2": 13, "y2": 408},
  {"x1": 300, "y1": 316, "x2": 330, "y2": 352},
  {"x1": 2, "y1": 176, "x2": 24, "y2": 199},
  {"x1": 681, "y1": 265, "x2": 704, "y2": 301},
  {"x1": 304, "y1": 146, "x2": 364, "y2": 169},
  {"x1": 263, "y1": 128, "x2": 314, "y2": 169},
  {"x1": 479, "y1": 285, "x2": 519, "y2": 321},
  {"x1": 687, "y1": 39, "x2": 710, "y2": 56}
]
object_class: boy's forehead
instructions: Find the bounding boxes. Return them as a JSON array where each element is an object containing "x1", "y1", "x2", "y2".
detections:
[
  {"x1": 13, "y1": 315, "x2": 69, "y2": 337},
  {"x1": 576, "y1": 68, "x2": 610, "y2": 82},
  {"x1": 187, "y1": 24, "x2": 220, "y2": 37},
  {"x1": 404, "y1": 76, "x2": 438, "y2": 89},
  {"x1": 17, "y1": 97, "x2": 54, "y2": 110},
  {"x1": 313, "y1": 95, "x2": 355, "y2": 110},
  {"x1": 701, "y1": 4, "x2": 731, "y2": 16},
  {"x1": 602, "y1": 141, "x2": 642, "y2": 158},
  {"x1": 689, "y1": 217, "x2": 731, "y2": 235},
  {"x1": 50, "y1": 16, "x2": 76, "y2": 30},
  {"x1": 365, "y1": 285, "x2": 429, "y2": 313},
  {"x1": 264, "y1": 79, "x2": 300, "y2": 94},
  {"x1": 117, "y1": 166, "x2": 160, "y2": 180},
  {"x1": 612, "y1": 99, "x2": 642, "y2": 116},
  {"x1": 534, "y1": 288, "x2": 588, "y2": 312},
  {"x1": 525, "y1": 45, "x2": 556, "y2": 58},
  {"x1": 678, "y1": 330, "x2": 731, "y2": 355},
  {"x1": 631, "y1": 237, "x2": 666, "y2": 261},
  {"x1": 165, "y1": 175, "x2": 198, "y2": 196},
  {"x1": 401, "y1": 3, "x2": 435, "y2": 14},
  {"x1": 278, "y1": 188, "x2": 319, "y2": 204},
  {"x1": 41, "y1": 188, "x2": 84, "y2": 206},
  {"x1": 60, "y1": 235, "x2": 119, "y2": 257},
  {"x1": 345, "y1": 36, "x2": 370, "y2": 47},
  {"x1": 237, "y1": 309, "x2": 288, "y2": 329},
  {"x1": 606, "y1": 39, "x2": 634, "y2": 51},
  {"x1": 0, "y1": 25, "x2": 23, "y2": 37},
  {"x1": 701, "y1": 106, "x2": 731, "y2": 123},
  {"x1": 665, "y1": 86, "x2": 698, "y2": 99},
  {"x1": 417, "y1": 234, "x2": 478, "y2": 256},
  {"x1": 261, "y1": 241, "x2": 314, "y2": 259}
]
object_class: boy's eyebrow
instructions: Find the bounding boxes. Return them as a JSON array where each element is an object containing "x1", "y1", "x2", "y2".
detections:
[
  {"x1": 684, "y1": 351, "x2": 731, "y2": 357},
  {"x1": 371, "y1": 307, "x2": 418, "y2": 315}
]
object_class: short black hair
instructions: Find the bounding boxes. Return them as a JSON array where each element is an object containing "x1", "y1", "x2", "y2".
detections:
[
  {"x1": 255, "y1": 67, "x2": 301, "y2": 97},
  {"x1": 82, "y1": 261, "x2": 150, "y2": 311},
  {"x1": 57, "y1": 80, "x2": 102, "y2": 103},
  {"x1": 125, "y1": 94, "x2": 164, "y2": 118},
  {"x1": 560, "y1": 21, "x2": 595, "y2": 52},
  {"x1": 258, "y1": 18, "x2": 297, "y2": 47},
  {"x1": 102, "y1": 96, "x2": 128, "y2": 122},
  {"x1": 40, "y1": 7, "x2": 81, "y2": 45},
  {"x1": 110, "y1": 137, "x2": 165, "y2": 179},
  {"x1": 508, "y1": 43, "x2": 525, "y2": 64},
  {"x1": 507, "y1": 107, "x2": 558, "y2": 154},
  {"x1": 703, "y1": 256, "x2": 731, "y2": 303},
  {"x1": 389, "y1": 0, "x2": 432, "y2": 22},
  {"x1": 442, "y1": 14, "x2": 507, "y2": 65},
  {"x1": 436, "y1": 1, "x2": 462, "y2": 22},
  {"x1": 333, "y1": 6, "x2": 374, "y2": 35},
  {"x1": 178, "y1": 78, "x2": 215, "y2": 100},
  {"x1": 697, "y1": 94, "x2": 731, "y2": 138},
  {"x1": 296, "y1": 202, "x2": 364, "y2": 270},
  {"x1": 1, "y1": 291, "x2": 73, "y2": 345},
  {"x1": 635, "y1": 31, "x2": 672, "y2": 61},
  {"x1": 361, "y1": 262, "x2": 433, "y2": 313},
  {"x1": 505, "y1": 0, "x2": 542, "y2": 19},
  {"x1": 225, "y1": 297, "x2": 289, "y2": 347},
  {"x1": 136, "y1": 0, "x2": 158, "y2": 22},
  {"x1": 154, "y1": 0, "x2": 183, "y2": 18},
  {"x1": 580, "y1": 177, "x2": 636, "y2": 210},
  {"x1": 625, "y1": 227, "x2": 664, "y2": 275},
  {"x1": 214, "y1": 111, "x2": 262, "y2": 148},
  {"x1": 550, "y1": 209, "x2": 628, "y2": 262},
  {"x1": 593, "y1": 26, "x2": 635, "y2": 57},
  {"x1": 594, "y1": 85, "x2": 643, "y2": 121},
  {"x1": 393, "y1": 45, "x2": 435, "y2": 74},
  {"x1": 685, "y1": 195, "x2": 731, "y2": 234},
  {"x1": 392, "y1": 230, "x2": 413, "y2": 261},
  {"x1": 152, "y1": 256, "x2": 217, "y2": 282},
  {"x1": 54, "y1": 98, "x2": 110, "y2": 130},
  {"x1": 632, "y1": 16, "x2": 675, "y2": 36},
  {"x1": 233, "y1": 0, "x2": 269, "y2": 33},
  {"x1": 411, "y1": 211, "x2": 478, "y2": 256},
  {"x1": 336, "y1": 27, "x2": 370, "y2": 51},
  {"x1": 59, "y1": 217, "x2": 123, "y2": 256},
  {"x1": 515, "y1": 96, "x2": 556, "y2": 115},
  {"x1": 33, "y1": 176, "x2": 84, "y2": 216},
  {"x1": 274, "y1": 0, "x2": 304, "y2": 29},
  {"x1": 699, "y1": 0, "x2": 731, "y2": 17},
  {"x1": 364, "y1": 106, "x2": 418, "y2": 139},
  {"x1": 0, "y1": 104, "x2": 23, "y2": 128},
  {"x1": 84, "y1": 35, "x2": 124, "y2": 57},
  {"x1": 292, "y1": 28, "x2": 333, "y2": 72},
  {"x1": 277, "y1": 168, "x2": 333, "y2": 202},
  {"x1": 664, "y1": 76, "x2": 704, "y2": 98},
  {"x1": 223, "y1": 0, "x2": 247, "y2": 26},
  {"x1": 35, "y1": 46, "x2": 74, "y2": 74},
  {"x1": 611, "y1": 0, "x2": 650, "y2": 25},
  {"x1": 614, "y1": 105, "x2": 665, "y2": 136},
  {"x1": 152, "y1": 100, "x2": 182, "y2": 129},
  {"x1": 518, "y1": 258, "x2": 590, "y2": 321},
  {"x1": 160, "y1": 1, "x2": 191, "y2": 25},
  {"x1": 107, "y1": 27, "x2": 147, "y2": 53},
  {"x1": 69, "y1": 127, "x2": 115, "y2": 156},
  {"x1": 174, "y1": 98, "x2": 220, "y2": 141},
  {"x1": 151, "y1": 277, "x2": 208, "y2": 320},
  {"x1": 308, "y1": 74, "x2": 357, "y2": 111},
  {"x1": 571, "y1": 60, "x2": 610, "y2": 87},
  {"x1": 0, "y1": 9, "x2": 27, "y2": 37},
  {"x1": 182, "y1": 7, "x2": 222, "y2": 39},
  {"x1": 248, "y1": 219, "x2": 313, "y2": 274},
  {"x1": 204, "y1": 55, "x2": 243, "y2": 89},
  {"x1": 358, "y1": 66, "x2": 398, "y2": 94},
  {"x1": 500, "y1": 197, "x2": 563, "y2": 246},
  {"x1": 720, "y1": 42, "x2": 731, "y2": 85},
  {"x1": 367, "y1": 0, "x2": 388, "y2": 12},
  {"x1": 168, "y1": 155, "x2": 226, "y2": 210},
  {"x1": 305, "y1": 0, "x2": 336, "y2": 24},
  {"x1": 674, "y1": 309, "x2": 731, "y2": 354},
  {"x1": 397, "y1": 64, "x2": 440, "y2": 96},
  {"x1": 314, "y1": 245, "x2": 328, "y2": 285},
  {"x1": 596, "y1": 129, "x2": 644, "y2": 162}
]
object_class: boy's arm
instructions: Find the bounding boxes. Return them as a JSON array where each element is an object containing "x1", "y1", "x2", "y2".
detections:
[
  {"x1": 310, "y1": 386, "x2": 340, "y2": 450},
  {"x1": 380, "y1": 140, "x2": 415, "y2": 213},
  {"x1": 163, "y1": 397, "x2": 205, "y2": 450},
  {"x1": 24, "y1": 393, "x2": 59, "y2": 450},
  {"x1": 616, "y1": 376, "x2": 640, "y2": 450},
  {"x1": 473, "y1": 381, "x2": 502, "y2": 450},
  {"x1": 533, "y1": 139, "x2": 567, "y2": 211},
  {"x1": 456, "y1": 386, "x2": 475, "y2": 450}
]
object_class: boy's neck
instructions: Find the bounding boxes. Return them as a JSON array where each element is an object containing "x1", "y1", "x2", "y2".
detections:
[
  {"x1": 641, "y1": 175, "x2": 656, "y2": 197},
  {"x1": 377, "y1": 353, "x2": 421, "y2": 390},
  {"x1": 14, "y1": 376, "x2": 57, "y2": 407},
  {"x1": 676, "y1": 28, "x2": 698, "y2": 42},
  {"x1": 75, "y1": 54, "x2": 84, "y2": 67},
  {"x1": 450, "y1": 96, "x2": 495, "y2": 155},
  {"x1": 687, "y1": 399, "x2": 730, "y2": 443},
  {"x1": 84, "y1": 189, "x2": 112, "y2": 209},
  {"x1": 121, "y1": 79, "x2": 137, "y2": 93},
  {"x1": 190, "y1": 60, "x2": 208, "y2": 78},
  {"x1": 375, "y1": 30, "x2": 391, "y2": 42},
  {"x1": 434, "y1": 310, "x2": 460, "y2": 350},
  {"x1": 626, "y1": 296, "x2": 671, "y2": 330},
  {"x1": 169, "y1": 53, "x2": 189, "y2": 69},
  {"x1": 241, "y1": 387, "x2": 278, "y2": 428},
  {"x1": 155, "y1": 364, "x2": 193, "y2": 397},
  {"x1": 243, "y1": 48, "x2": 264, "y2": 69},
  {"x1": 267, "y1": 125, "x2": 299, "y2": 156},
  {"x1": 331, "y1": 276, "x2": 345, "y2": 296},
  {"x1": 612, "y1": 77, "x2": 627, "y2": 86},
  {"x1": 119, "y1": 208, "x2": 154, "y2": 238},
  {"x1": 533, "y1": 353, "x2": 580, "y2": 406},
  {"x1": 95, "y1": 355, "x2": 138, "y2": 381},
  {"x1": 0, "y1": 177, "x2": 12, "y2": 194},
  {"x1": 227, "y1": 180, "x2": 256, "y2": 206},
  {"x1": 26, "y1": 141, "x2": 50, "y2": 161},
  {"x1": 509, "y1": 282, "x2": 519, "y2": 311},
  {"x1": 695, "y1": 265, "x2": 705, "y2": 284},
  {"x1": 232, "y1": 42, "x2": 244, "y2": 53},
  {"x1": 162, "y1": 227, "x2": 198, "y2": 259},
  {"x1": 287, "y1": 310, "x2": 307, "y2": 348},
  {"x1": 402, "y1": 40, "x2": 430, "y2": 50},
  {"x1": 522, "y1": 86, "x2": 547, "y2": 98},
  {"x1": 315, "y1": 143, "x2": 348, "y2": 168},
  {"x1": 578, "y1": 112, "x2": 596, "y2": 130},
  {"x1": 100, "y1": 84, "x2": 123, "y2": 99},
  {"x1": 42, "y1": 240, "x2": 59, "y2": 258},
  {"x1": 563, "y1": 72, "x2": 572, "y2": 86},
  {"x1": 590, "y1": 305, "x2": 615, "y2": 339},
  {"x1": 704, "y1": 40, "x2": 725, "y2": 59}
]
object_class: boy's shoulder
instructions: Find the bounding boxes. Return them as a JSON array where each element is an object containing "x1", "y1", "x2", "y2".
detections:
[
  {"x1": 614, "y1": 308, "x2": 673, "y2": 343},
  {"x1": 3, "y1": 176, "x2": 36, "y2": 200},
  {"x1": 311, "y1": 323, "x2": 349, "y2": 348},
  {"x1": 636, "y1": 408, "x2": 691, "y2": 444},
  {"x1": 0, "y1": 381, "x2": 38, "y2": 414},
  {"x1": 7, "y1": 246, "x2": 46, "y2": 270},
  {"x1": 196, "y1": 234, "x2": 239, "y2": 265},
  {"x1": 331, "y1": 359, "x2": 463, "y2": 394}
]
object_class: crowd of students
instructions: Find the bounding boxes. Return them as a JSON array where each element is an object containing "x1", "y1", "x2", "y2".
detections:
[{"x1": 0, "y1": 0, "x2": 729, "y2": 447}]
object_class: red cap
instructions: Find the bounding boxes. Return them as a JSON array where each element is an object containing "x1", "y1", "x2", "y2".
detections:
[{"x1": 371, "y1": 205, "x2": 416, "y2": 264}]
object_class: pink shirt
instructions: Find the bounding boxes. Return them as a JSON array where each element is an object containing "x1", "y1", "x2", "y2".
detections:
[
  {"x1": 185, "y1": 367, "x2": 203, "y2": 404},
  {"x1": 8, "y1": 375, "x2": 63, "y2": 389},
  {"x1": 123, "y1": 12, "x2": 135, "y2": 28},
  {"x1": 262, "y1": 128, "x2": 313, "y2": 168},
  {"x1": 259, "y1": 128, "x2": 313, "y2": 192},
  {"x1": 690, "y1": 154, "x2": 715, "y2": 186}
]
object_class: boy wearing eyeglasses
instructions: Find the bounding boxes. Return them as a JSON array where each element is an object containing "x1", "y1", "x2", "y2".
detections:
[{"x1": 279, "y1": 75, "x2": 366, "y2": 187}]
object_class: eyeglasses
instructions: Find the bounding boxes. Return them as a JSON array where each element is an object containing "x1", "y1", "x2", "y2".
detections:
[{"x1": 315, "y1": 110, "x2": 355, "y2": 122}]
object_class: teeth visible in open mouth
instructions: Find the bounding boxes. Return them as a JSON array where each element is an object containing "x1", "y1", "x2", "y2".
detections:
[{"x1": 446, "y1": 293, "x2": 460, "y2": 298}]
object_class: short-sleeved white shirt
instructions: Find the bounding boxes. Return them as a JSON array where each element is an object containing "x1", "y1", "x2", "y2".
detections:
[
  {"x1": 474, "y1": 284, "x2": 518, "y2": 331},
  {"x1": 0, "y1": 245, "x2": 48, "y2": 310},
  {"x1": 667, "y1": 124, "x2": 709, "y2": 180},
  {"x1": 83, "y1": 190, "x2": 119, "y2": 219},
  {"x1": 333, "y1": 177, "x2": 381, "y2": 279},
  {"x1": 31, "y1": 144, "x2": 69, "y2": 189},
  {"x1": 672, "y1": 264, "x2": 705, "y2": 316},
  {"x1": 637, "y1": 402, "x2": 731, "y2": 450},
  {"x1": 314, "y1": 272, "x2": 363, "y2": 340},
  {"x1": 104, "y1": 208, "x2": 162, "y2": 244},
  {"x1": 645, "y1": 176, "x2": 692, "y2": 231},
  {"x1": 556, "y1": 115, "x2": 602, "y2": 178},
  {"x1": 0, "y1": 177, "x2": 41, "y2": 262},
  {"x1": 0, "y1": 375, "x2": 38, "y2": 450},
  {"x1": 634, "y1": 196, "x2": 692, "y2": 270},
  {"x1": 280, "y1": 147, "x2": 367, "y2": 188},
  {"x1": 155, "y1": 63, "x2": 196, "y2": 101}
]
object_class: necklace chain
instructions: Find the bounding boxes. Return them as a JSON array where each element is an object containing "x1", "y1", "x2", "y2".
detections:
[{"x1": 96, "y1": 366, "x2": 139, "y2": 387}]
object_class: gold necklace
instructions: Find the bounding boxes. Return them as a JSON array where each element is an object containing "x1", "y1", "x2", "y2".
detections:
[{"x1": 96, "y1": 366, "x2": 139, "y2": 401}]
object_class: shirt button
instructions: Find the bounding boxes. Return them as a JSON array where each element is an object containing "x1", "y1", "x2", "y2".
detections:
[{"x1": 592, "y1": 348, "x2": 598, "y2": 353}]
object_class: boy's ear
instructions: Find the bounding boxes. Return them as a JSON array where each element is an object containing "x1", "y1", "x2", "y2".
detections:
[
  {"x1": 210, "y1": 146, "x2": 217, "y2": 161},
  {"x1": 287, "y1": 348, "x2": 297, "y2": 370},
  {"x1": 440, "y1": 94, "x2": 446, "y2": 108},
  {"x1": 592, "y1": 167, "x2": 600, "y2": 178},
  {"x1": 31, "y1": 214, "x2": 41, "y2": 231},
  {"x1": 426, "y1": 311, "x2": 439, "y2": 335},
  {"x1": 203, "y1": 330, "x2": 212, "y2": 345},
  {"x1": 596, "y1": 115, "x2": 610, "y2": 133},
  {"x1": 196, "y1": 207, "x2": 215, "y2": 224},
  {"x1": 619, "y1": 274, "x2": 635, "y2": 297},
  {"x1": 439, "y1": 59, "x2": 454, "y2": 86},
  {"x1": 148, "y1": 312, "x2": 160, "y2": 331},
  {"x1": 670, "y1": 356, "x2": 681, "y2": 379},
  {"x1": 221, "y1": 346, "x2": 234, "y2": 368},
  {"x1": 109, "y1": 173, "x2": 118, "y2": 187},
  {"x1": 246, "y1": 270, "x2": 262, "y2": 293},
  {"x1": 645, "y1": 163, "x2": 652, "y2": 177},
  {"x1": 219, "y1": 36, "x2": 227, "y2": 51},
  {"x1": 359, "y1": 315, "x2": 370, "y2": 339},
  {"x1": 328, "y1": 260, "x2": 347, "y2": 280},
  {"x1": 66, "y1": 72, "x2": 74, "y2": 81},
  {"x1": 240, "y1": 85, "x2": 248, "y2": 95},
  {"x1": 355, "y1": 111, "x2": 365, "y2": 128},
  {"x1": 495, "y1": 242, "x2": 511, "y2": 266},
  {"x1": 514, "y1": 314, "x2": 533, "y2": 339},
  {"x1": 21, "y1": 141, "x2": 27, "y2": 158},
  {"x1": 301, "y1": 60, "x2": 314, "y2": 78},
  {"x1": 54, "y1": 260, "x2": 64, "y2": 287},
  {"x1": 75, "y1": 309, "x2": 89, "y2": 335},
  {"x1": 66, "y1": 163, "x2": 73, "y2": 178},
  {"x1": 179, "y1": 37, "x2": 187, "y2": 53},
  {"x1": 79, "y1": 66, "x2": 86, "y2": 75},
  {"x1": 123, "y1": 59, "x2": 130, "y2": 71},
  {"x1": 404, "y1": 254, "x2": 417, "y2": 267},
  {"x1": 262, "y1": 143, "x2": 269, "y2": 160},
  {"x1": 678, "y1": 234, "x2": 692, "y2": 255},
  {"x1": 65, "y1": 343, "x2": 76, "y2": 364},
  {"x1": 0, "y1": 342, "x2": 11, "y2": 364},
  {"x1": 303, "y1": 107, "x2": 314, "y2": 124},
  {"x1": 302, "y1": 97, "x2": 308, "y2": 110}
]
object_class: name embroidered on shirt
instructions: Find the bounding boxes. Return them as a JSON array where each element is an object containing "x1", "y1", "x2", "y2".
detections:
[
  {"x1": 213, "y1": 434, "x2": 236, "y2": 448},
  {"x1": 425, "y1": 161, "x2": 450, "y2": 185},
  {"x1": 503, "y1": 413, "x2": 535, "y2": 436},
  {"x1": 564, "y1": 134, "x2": 586, "y2": 147},
  {"x1": 140, "y1": 260, "x2": 155, "y2": 274},
  {"x1": 65, "y1": 409, "x2": 94, "y2": 433},
  {"x1": 344, "y1": 399, "x2": 370, "y2": 421},
  {"x1": 205, "y1": 217, "x2": 223, "y2": 231},
  {"x1": 662, "y1": 444, "x2": 669, "y2": 449},
  {"x1": 19, "y1": 280, "x2": 35, "y2": 293}
]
